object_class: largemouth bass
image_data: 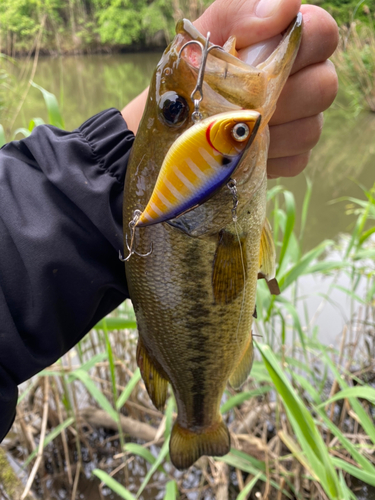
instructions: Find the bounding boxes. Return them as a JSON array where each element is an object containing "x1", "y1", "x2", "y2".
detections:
[{"x1": 123, "y1": 15, "x2": 302, "y2": 470}]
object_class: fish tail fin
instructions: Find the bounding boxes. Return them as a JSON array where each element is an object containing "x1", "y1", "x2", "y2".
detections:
[
  {"x1": 170, "y1": 418, "x2": 230, "y2": 470},
  {"x1": 136, "y1": 337, "x2": 169, "y2": 411}
]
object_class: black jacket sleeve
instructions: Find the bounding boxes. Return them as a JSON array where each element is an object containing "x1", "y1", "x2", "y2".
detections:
[{"x1": 0, "y1": 108, "x2": 134, "y2": 441}]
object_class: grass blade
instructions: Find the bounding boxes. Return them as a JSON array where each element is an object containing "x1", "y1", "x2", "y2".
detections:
[
  {"x1": 28, "y1": 117, "x2": 45, "y2": 131},
  {"x1": 257, "y1": 342, "x2": 341, "y2": 499},
  {"x1": 0, "y1": 124, "x2": 6, "y2": 147},
  {"x1": 136, "y1": 438, "x2": 170, "y2": 498},
  {"x1": 94, "y1": 317, "x2": 137, "y2": 330},
  {"x1": 68, "y1": 369, "x2": 119, "y2": 422},
  {"x1": 318, "y1": 386, "x2": 375, "y2": 407},
  {"x1": 116, "y1": 368, "x2": 141, "y2": 410},
  {"x1": 93, "y1": 469, "x2": 136, "y2": 500},
  {"x1": 124, "y1": 443, "x2": 166, "y2": 473},
  {"x1": 277, "y1": 190, "x2": 296, "y2": 274},
  {"x1": 30, "y1": 81, "x2": 65, "y2": 129},
  {"x1": 164, "y1": 480, "x2": 178, "y2": 500},
  {"x1": 236, "y1": 472, "x2": 262, "y2": 500},
  {"x1": 24, "y1": 417, "x2": 74, "y2": 467},
  {"x1": 220, "y1": 386, "x2": 272, "y2": 414},
  {"x1": 13, "y1": 127, "x2": 31, "y2": 138},
  {"x1": 277, "y1": 240, "x2": 332, "y2": 291},
  {"x1": 218, "y1": 451, "x2": 293, "y2": 499},
  {"x1": 332, "y1": 458, "x2": 375, "y2": 486}
]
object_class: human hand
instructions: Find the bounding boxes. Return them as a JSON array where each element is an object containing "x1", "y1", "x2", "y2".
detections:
[
  {"x1": 194, "y1": 0, "x2": 339, "y2": 178},
  {"x1": 122, "y1": 0, "x2": 339, "y2": 179}
]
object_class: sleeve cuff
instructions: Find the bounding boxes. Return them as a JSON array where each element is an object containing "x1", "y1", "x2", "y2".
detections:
[{"x1": 79, "y1": 108, "x2": 135, "y2": 184}]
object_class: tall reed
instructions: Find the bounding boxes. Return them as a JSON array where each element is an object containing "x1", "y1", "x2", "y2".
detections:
[{"x1": 334, "y1": 18, "x2": 375, "y2": 112}]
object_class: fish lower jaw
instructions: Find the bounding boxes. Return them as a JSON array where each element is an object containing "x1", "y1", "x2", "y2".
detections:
[{"x1": 169, "y1": 418, "x2": 230, "y2": 470}]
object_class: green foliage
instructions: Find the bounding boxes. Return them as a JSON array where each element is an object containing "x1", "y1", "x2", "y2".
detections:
[
  {"x1": 0, "y1": 81, "x2": 63, "y2": 144},
  {"x1": 334, "y1": 20, "x2": 375, "y2": 112},
  {"x1": 302, "y1": 0, "x2": 375, "y2": 25},
  {"x1": 93, "y1": 0, "x2": 147, "y2": 45},
  {"x1": 0, "y1": 0, "x2": 215, "y2": 55}
]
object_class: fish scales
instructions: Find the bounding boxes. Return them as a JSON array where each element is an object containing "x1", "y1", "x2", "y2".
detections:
[{"x1": 123, "y1": 15, "x2": 302, "y2": 469}]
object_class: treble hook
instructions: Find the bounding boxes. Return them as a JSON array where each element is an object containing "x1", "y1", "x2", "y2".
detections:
[
  {"x1": 178, "y1": 33, "x2": 223, "y2": 123},
  {"x1": 119, "y1": 210, "x2": 153, "y2": 262}
]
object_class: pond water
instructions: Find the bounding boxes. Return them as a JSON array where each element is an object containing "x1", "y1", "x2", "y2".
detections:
[
  {"x1": 11, "y1": 52, "x2": 375, "y2": 253},
  {"x1": 9, "y1": 52, "x2": 375, "y2": 348}
]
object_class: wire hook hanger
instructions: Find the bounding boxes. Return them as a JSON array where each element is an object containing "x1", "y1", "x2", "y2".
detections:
[{"x1": 178, "y1": 32, "x2": 223, "y2": 123}]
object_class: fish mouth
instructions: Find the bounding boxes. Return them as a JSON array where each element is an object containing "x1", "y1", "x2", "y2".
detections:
[{"x1": 174, "y1": 14, "x2": 303, "y2": 113}]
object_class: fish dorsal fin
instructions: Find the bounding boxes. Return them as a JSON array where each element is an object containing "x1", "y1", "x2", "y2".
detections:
[
  {"x1": 136, "y1": 337, "x2": 169, "y2": 411},
  {"x1": 212, "y1": 229, "x2": 247, "y2": 305},
  {"x1": 229, "y1": 335, "x2": 254, "y2": 390},
  {"x1": 170, "y1": 418, "x2": 230, "y2": 470},
  {"x1": 258, "y1": 218, "x2": 280, "y2": 295}
]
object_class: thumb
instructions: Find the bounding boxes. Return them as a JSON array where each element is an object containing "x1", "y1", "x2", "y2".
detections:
[{"x1": 194, "y1": 0, "x2": 301, "y2": 49}]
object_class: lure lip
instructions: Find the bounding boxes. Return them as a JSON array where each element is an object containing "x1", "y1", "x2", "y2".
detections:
[{"x1": 135, "y1": 112, "x2": 261, "y2": 228}]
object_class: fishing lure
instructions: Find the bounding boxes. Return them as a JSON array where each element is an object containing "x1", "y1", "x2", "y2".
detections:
[
  {"x1": 136, "y1": 110, "x2": 261, "y2": 227},
  {"x1": 121, "y1": 31, "x2": 262, "y2": 261}
]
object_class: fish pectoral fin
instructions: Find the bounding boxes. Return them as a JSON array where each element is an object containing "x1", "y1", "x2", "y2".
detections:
[
  {"x1": 136, "y1": 337, "x2": 169, "y2": 411},
  {"x1": 170, "y1": 418, "x2": 230, "y2": 470},
  {"x1": 212, "y1": 229, "x2": 247, "y2": 305},
  {"x1": 229, "y1": 335, "x2": 254, "y2": 390},
  {"x1": 258, "y1": 218, "x2": 280, "y2": 295}
]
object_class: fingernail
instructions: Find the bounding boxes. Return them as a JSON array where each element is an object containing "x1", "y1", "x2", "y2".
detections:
[{"x1": 256, "y1": 0, "x2": 281, "y2": 18}]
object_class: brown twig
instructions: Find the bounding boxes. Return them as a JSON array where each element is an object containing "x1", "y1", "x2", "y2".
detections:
[{"x1": 21, "y1": 376, "x2": 50, "y2": 500}]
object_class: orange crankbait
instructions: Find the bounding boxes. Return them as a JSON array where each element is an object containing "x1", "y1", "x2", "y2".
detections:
[{"x1": 136, "y1": 110, "x2": 261, "y2": 227}]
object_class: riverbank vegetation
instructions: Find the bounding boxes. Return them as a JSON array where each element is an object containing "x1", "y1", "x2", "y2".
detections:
[
  {"x1": 0, "y1": 0, "x2": 213, "y2": 56},
  {"x1": 334, "y1": 20, "x2": 375, "y2": 112},
  {"x1": 0, "y1": 0, "x2": 373, "y2": 56}
]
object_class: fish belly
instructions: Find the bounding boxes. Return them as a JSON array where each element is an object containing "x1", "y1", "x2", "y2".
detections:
[{"x1": 125, "y1": 178, "x2": 266, "y2": 468}]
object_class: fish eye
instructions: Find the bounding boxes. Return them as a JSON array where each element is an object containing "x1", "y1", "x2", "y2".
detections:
[
  {"x1": 159, "y1": 91, "x2": 189, "y2": 127},
  {"x1": 232, "y1": 123, "x2": 250, "y2": 142}
]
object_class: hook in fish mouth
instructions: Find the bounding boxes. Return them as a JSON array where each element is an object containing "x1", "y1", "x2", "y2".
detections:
[
  {"x1": 177, "y1": 33, "x2": 224, "y2": 123},
  {"x1": 174, "y1": 14, "x2": 302, "y2": 111}
]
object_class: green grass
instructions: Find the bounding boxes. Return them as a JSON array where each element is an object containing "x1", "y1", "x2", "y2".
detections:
[{"x1": 4, "y1": 86, "x2": 375, "y2": 500}]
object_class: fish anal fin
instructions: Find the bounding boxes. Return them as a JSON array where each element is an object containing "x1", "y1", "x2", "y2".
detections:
[
  {"x1": 229, "y1": 335, "x2": 254, "y2": 390},
  {"x1": 170, "y1": 418, "x2": 230, "y2": 470},
  {"x1": 136, "y1": 337, "x2": 169, "y2": 411},
  {"x1": 212, "y1": 230, "x2": 247, "y2": 305}
]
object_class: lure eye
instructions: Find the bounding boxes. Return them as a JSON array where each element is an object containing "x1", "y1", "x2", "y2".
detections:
[
  {"x1": 231, "y1": 123, "x2": 250, "y2": 142},
  {"x1": 159, "y1": 91, "x2": 189, "y2": 127}
]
